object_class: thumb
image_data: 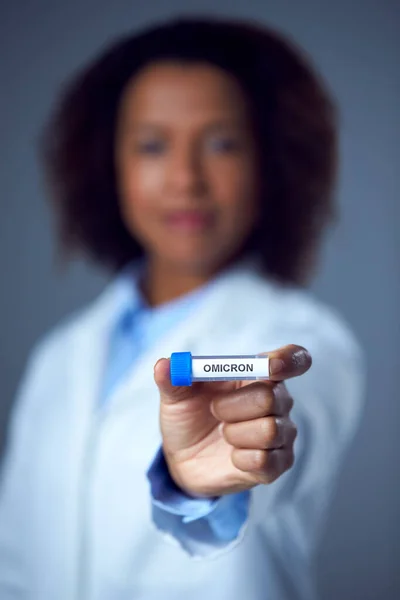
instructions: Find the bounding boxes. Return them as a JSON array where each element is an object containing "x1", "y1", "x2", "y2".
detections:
[{"x1": 154, "y1": 358, "x2": 195, "y2": 404}]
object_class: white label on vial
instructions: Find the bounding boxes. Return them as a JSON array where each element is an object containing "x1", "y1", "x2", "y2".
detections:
[{"x1": 192, "y1": 356, "x2": 269, "y2": 379}]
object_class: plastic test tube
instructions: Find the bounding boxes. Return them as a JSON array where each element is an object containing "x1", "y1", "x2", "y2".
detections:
[{"x1": 170, "y1": 352, "x2": 270, "y2": 386}]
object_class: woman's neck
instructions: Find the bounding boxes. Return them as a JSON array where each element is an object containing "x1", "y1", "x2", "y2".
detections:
[{"x1": 140, "y1": 259, "x2": 216, "y2": 307}]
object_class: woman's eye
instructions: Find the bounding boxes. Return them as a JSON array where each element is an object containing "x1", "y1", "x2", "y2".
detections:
[
  {"x1": 206, "y1": 136, "x2": 241, "y2": 153},
  {"x1": 136, "y1": 140, "x2": 166, "y2": 155}
]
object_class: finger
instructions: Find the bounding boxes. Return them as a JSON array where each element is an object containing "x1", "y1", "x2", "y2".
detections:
[
  {"x1": 154, "y1": 358, "x2": 195, "y2": 404},
  {"x1": 267, "y1": 344, "x2": 312, "y2": 381},
  {"x1": 231, "y1": 447, "x2": 295, "y2": 484},
  {"x1": 211, "y1": 381, "x2": 293, "y2": 422},
  {"x1": 222, "y1": 416, "x2": 297, "y2": 450}
]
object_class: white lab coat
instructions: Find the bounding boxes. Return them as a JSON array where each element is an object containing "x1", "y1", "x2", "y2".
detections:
[{"x1": 0, "y1": 263, "x2": 365, "y2": 600}]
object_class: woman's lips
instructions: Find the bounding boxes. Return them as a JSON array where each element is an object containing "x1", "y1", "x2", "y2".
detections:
[{"x1": 163, "y1": 210, "x2": 215, "y2": 232}]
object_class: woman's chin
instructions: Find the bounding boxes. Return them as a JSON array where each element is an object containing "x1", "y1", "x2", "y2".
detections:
[{"x1": 158, "y1": 248, "x2": 235, "y2": 277}]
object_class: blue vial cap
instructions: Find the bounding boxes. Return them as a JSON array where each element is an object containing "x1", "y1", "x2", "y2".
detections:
[{"x1": 170, "y1": 352, "x2": 192, "y2": 386}]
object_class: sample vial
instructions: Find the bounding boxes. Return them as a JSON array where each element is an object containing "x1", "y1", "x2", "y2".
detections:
[{"x1": 170, "y1": 352, "x2": 270, "y2": 386}]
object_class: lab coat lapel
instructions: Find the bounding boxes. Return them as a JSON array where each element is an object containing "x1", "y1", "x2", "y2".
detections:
[{"x1": 68, "y1": 277, "x2": 137, "y2": 437}]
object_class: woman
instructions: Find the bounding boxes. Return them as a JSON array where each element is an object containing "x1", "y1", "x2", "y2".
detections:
[{"x1": 0, "y1": 15, "x2": 364, "y2": 600}]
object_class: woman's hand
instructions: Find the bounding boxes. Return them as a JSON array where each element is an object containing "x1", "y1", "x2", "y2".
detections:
[{"x1": 154, "y1": 345, "x2": 311, "y2": 498}]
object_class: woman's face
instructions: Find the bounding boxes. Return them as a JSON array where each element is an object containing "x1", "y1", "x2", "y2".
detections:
[{"x1": 115, "y1": 61, "x2": 260, "y2": 275}]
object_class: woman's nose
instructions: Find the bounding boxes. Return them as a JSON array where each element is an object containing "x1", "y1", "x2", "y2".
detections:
[{"x1": 166, "y1": 144, "x2": 207, "y2": 197}]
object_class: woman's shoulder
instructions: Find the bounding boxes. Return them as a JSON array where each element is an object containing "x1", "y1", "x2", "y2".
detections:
[
  {"x1": 26, "y1": 277, "x2": 122, "y2": 374},
  {"x1": 224, "y1": 266, "x2": 362, "y2": 361}
]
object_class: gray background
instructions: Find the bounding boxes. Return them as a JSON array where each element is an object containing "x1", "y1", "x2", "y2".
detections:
[{"x1": 0, "y1": 1, "x2": 398, "y2": 598}]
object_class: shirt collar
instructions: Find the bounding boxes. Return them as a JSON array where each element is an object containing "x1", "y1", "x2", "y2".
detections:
[
  {"x1": 111, "y1": 254, "x2": 261, "y2": 339},
  {"x1": 111, "y1": 259, "x2": 210, "y2": 339}
]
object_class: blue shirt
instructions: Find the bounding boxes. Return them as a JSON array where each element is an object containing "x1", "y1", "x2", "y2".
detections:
[{"x1": 101, "y1": 265, "x2": 250, "y2": 546}]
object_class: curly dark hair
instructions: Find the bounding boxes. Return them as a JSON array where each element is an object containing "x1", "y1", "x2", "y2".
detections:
[{"x1": 41, "y1": 15, "x2": 338, "y2": 286}]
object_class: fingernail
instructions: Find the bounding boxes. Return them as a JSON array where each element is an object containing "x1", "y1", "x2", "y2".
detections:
[{"x1": 269, "y1": 358, "x2": 285, "y2": 376}]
